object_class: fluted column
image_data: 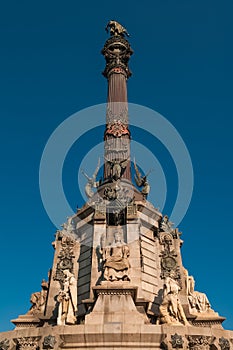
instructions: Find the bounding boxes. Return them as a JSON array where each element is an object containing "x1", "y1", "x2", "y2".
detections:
[{"x1": 102, "y1": 29, "x2": 133, "y2": 181}]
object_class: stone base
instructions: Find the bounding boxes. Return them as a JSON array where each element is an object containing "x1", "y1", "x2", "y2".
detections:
[
  {"x1": 85, "y1": 282, "x2": 147, "y2": 325},
  {"x1": 1, "y1": 324, "x2": 233, "y2": 350}
]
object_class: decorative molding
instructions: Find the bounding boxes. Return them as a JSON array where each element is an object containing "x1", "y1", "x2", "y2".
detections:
[
  {"x1": 219, "y1": 337, "x2": 230, "y2": 350},
  {"x1": 102, "y1": 35, "x2": 133, "y2": 79},
  {"x1": 14, "y1": 337, "x2": 41, "y2": 350},
  {"x1": 93, "y1": 285, "x2": 137, "y2": 300},
  {"x1": 105, "y1": 120, "x2": 130, "y2": 138},
  {"x1": 171, "y1": 333, "x2": 184, "y2": 348},
  {"x1": 0, "y1": 339, "x2": 10, "y2": 350},
  {"x1": 103, "y1": 181, "x2": 134, "y2": 205},
  {"x1": 43, "y1": 335, "x2": 56, "y2": 349},
  {"x1": 54, "y1": 235, "x2": 75, "y2": 286},
  {"x1": 11, "y1": 314, "x2": 42, "y2": 329},
  {"x1": 104, "y1": 186, "x2": 117, "y2": 201},
  {"x1": 104, "y1": 135, "x2": 129, "y2": 152},
  {"x1": 189, "y1": 319, "x2": 225, "y2": 327},
  {"x1": 187, "y1": 335, "x2": 213, "y2": 350}
]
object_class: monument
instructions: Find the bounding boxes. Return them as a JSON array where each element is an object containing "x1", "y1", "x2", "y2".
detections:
[{"x1": 0, "y1": 21, "x2": 232, "y2": 350}]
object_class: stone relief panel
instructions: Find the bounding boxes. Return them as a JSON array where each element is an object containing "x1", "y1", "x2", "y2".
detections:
[
  {"x1": 104, "y1": 136, "x2": 129, "y2": 155},
  {"x1": 159, "y1": 231, "x2": 180, "y2": 280},
  {"x1": 53, "y1": 235, "x2": 76, "y2": 286},
  {"x1": 103, "y1": 180, "x2": 134, "y2": 204},
  {"x1": 105, "y1": 120, "x2": 130, "y2": 138}
]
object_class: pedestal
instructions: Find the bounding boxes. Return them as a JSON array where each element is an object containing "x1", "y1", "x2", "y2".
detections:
[{"x1": 85, "y1": 282, "x2": 147, "y2": 325}]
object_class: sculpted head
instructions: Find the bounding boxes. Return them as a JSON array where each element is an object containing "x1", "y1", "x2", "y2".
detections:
[
  {"x1": 114, "y1": 231, "x2": 122, "y2": 243},
  {"x1": 113, "y1": 163, "x2": 121, "y2": 179}
]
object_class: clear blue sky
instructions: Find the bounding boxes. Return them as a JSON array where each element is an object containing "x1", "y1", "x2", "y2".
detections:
[{"x1": 0, "y1": 0, "x2": 232, "y2": 332}]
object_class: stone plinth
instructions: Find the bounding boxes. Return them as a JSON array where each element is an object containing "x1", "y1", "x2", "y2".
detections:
[
  {"x1": 85, "y1": 282, "x2": 147, "y2": 325},
  {"x1": 1, "y1": 324, "x2": 233, "y2": 350}
]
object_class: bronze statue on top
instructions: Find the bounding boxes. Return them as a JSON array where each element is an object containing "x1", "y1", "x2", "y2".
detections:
[{"x1": 105, "y1": 20, "x2": 129, "y2": 37}]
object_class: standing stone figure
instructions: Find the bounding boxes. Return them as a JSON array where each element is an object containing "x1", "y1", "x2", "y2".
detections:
[
  {"x1": 57, "y1": 270, "x2": 77, "y2": 325},
  {"x1": 159, "y1": 277, "x2": 189, "y2": 325},
  {"x1": 102, "y1": 231, "x2": 130, "y2": 281}
]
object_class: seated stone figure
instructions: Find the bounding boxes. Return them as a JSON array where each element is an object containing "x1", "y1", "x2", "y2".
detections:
[
  {"x1": 27, "y1": 280, "x2": 48, "y2": 316},
  {"x1": 103, "y1": 231, "x2": 130, "y2": 282},
  {"x1": 184, "y1": 269, "x2": 211, "y2": 314}
]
